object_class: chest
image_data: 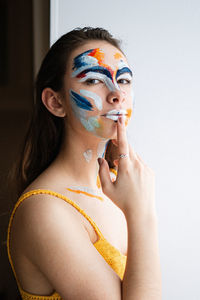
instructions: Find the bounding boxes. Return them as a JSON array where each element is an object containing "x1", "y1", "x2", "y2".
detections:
[{"x1": 69, "y1": 192, "x2": 128, "y2": 256}]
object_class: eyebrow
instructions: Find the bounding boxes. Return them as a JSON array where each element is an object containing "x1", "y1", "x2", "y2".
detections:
[
  {"x1": 116, "y1": 67, "x2": 133, "y2": 78},
  {"x1": 77, "y1": 66, "x2": 112, "y2": 81},
  {"x1": 76, "y1": 66, "x2": 133, "y2": 80}
]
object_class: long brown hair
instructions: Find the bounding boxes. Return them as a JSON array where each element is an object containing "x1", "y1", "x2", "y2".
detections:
[{"x1": 13, "y1": 27, "x2": 122, "y2": 197}]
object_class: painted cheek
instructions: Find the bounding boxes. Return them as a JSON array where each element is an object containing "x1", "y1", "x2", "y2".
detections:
[
  {"x1": 80, "y1": 89, "x2": 102, "y2": 111},
  {"x1": 93, "y1": 117, "x2": 105, "y2": 135},
  {"x1": 70, "y1": 89, "x2": 93, "y2": 111},
  {"x1": 80, "y1": 116, "x2": 100, "y2": 132}
]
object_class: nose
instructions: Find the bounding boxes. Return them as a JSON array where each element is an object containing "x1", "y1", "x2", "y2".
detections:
[{"x1": 106, "y1": 90, "x2": 125, "y2": 104}]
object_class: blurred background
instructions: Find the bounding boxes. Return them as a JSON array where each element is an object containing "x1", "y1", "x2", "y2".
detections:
[
  {"x1": 0, "y1": 0, "x2": 49, "y2": 298},
  {"x1": 1, "y1": 0, "x2": 200, "y2": 299}
]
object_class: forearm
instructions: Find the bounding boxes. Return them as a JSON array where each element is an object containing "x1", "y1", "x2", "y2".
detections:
[{"x1": 122, "y1": 214, "x2": 162, "y2": 300}]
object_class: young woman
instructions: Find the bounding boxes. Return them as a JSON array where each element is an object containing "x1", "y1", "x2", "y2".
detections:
[{"x1": 7, "y1": 27, "x2": 162, "y2": 299}]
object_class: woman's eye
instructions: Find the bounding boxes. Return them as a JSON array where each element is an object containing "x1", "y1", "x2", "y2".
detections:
[
  {"x1": 117, "y1": 78, "x2": 131, "y2": 84},
  {"x1": 85, "y1": 79, "x2": 101, "y2": 85}
]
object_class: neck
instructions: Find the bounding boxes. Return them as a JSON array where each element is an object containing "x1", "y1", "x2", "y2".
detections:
[{"x1": 55, "y1": 127, "x2": 109, "y2": 189}]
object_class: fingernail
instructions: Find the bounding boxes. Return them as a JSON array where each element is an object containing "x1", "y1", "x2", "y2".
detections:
[{"x1": 98, "y1": 158, "x2": 103, "y2": 165}]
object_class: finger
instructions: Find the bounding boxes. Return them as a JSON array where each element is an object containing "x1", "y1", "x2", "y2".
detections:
[
  {"x1": 136, "y1": 153, "x2": 143, "y2": 162},
  {"x1": 117, "y1": 116, "x2": 129, "y2": 169},
  {"x1": 111, "y1": 139, "x2": 118, "y2": 147},
  {"x1": 129, "y1": 144, "x2": 139, "y2": 160},
  {"x1": 98, "y1": 158, "x2": 113, "y2": 196},
  {"x1": 113, "y1": 159, "x2": 119, "y2": 167},
  {"x1": 136, "y1": 153, "x2": 149, "y2": 168},
  {"x1": 128, "y1": 143, "x2": 136, "y2": 161}
]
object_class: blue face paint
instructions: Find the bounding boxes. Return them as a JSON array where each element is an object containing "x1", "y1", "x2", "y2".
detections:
[
  {"x1": 77, "y1": 66, "x2": 113, "y2": 82},
  {"x1": 69, "y1": 89, "x2": 100, "y2": 133},
  {"x1": 80, "y1": 89, "x2": 102, "y2": 110},
  {"x1": 72, "y1": 49, "x2": 98, "y2": 78},
  {"x1": 72, "y1": 49, "x2": 95, "y2": 71},
  {"x1": 70, "y1": 90, "x2": 93, "y2": 111},
  {"x1": 116, "y1": 67, "x2": 133, "y2": 79},
  {"x1": 69, "y1": 48, "x2": 133, "y2": 138}
]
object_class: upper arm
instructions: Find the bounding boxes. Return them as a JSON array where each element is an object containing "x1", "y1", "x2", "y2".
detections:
[{"x1": 20, "y1": 197, "x2": 122, "y2": 300}]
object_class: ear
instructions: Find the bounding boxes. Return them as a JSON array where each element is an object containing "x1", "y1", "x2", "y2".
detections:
[{"x1": 41, "y1": 88, "x2": 66, "y2": 117}]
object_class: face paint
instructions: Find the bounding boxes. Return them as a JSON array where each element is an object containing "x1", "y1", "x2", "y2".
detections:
[
  {"x1": 83, "y1": 149, "x2": 92, "y2": 162},
  {"x1": 81, "y1": 116, "x2": 100, "y2": 132},
  {"x1": 78, "y1": 71, "x2": 116, "y2": 92},
  {"x1": 70, "y1": 89, "x2": 101, "y2": 132},
  {"x1": 69, "y1": 47, "x2": 133, "y2": 137},
  {"x1": 70, "y1": 89, "x2": 93, "y2": 111},
  {"x1": 114, "y1": 52, "x2": 123, "y2": 59},
  {"x1": 72, "y1": 48, "x2": 132, "y2": 92},
  {"x1": 80, "y1": 89, "x2": 102, "y2": 110},
  {"x1": 102, "y1": 109, "x2": 128, "y2": 121}
]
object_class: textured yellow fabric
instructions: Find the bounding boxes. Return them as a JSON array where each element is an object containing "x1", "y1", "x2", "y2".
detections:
[{"x1": 7, "y1": 189, "x2": 127, "y2": 299}]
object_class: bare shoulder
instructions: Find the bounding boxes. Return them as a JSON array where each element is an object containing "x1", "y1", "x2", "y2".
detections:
[{"x1": 11, "y1": 193, "x2": 122, "y2": 299}]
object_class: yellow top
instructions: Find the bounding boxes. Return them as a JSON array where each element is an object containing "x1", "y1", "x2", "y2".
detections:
[{"x1": 7, "y1": 188, "x2": 127, "y2": 300}]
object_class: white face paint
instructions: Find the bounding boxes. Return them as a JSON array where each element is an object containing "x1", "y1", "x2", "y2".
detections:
[
  {"x1": 78, "y1": 71, "x2": 119, "y2": 92},
  {"x1": 83, "y1": 149, "x2": 92, "y2": 162},
  {"x1": 69, "y1": 89, "x2": 100, "y2": 133},
  {"x1": 71, "y1": 55, "x2": 97, "y2": 77},
  {"x1": 80, "y1": 89, "x2": 102, "y2": 110},
  {"x1": 68, "y1": 47, "x2": 133, "y2": 139},
  {"x1": 102, "y1": 109, "x2": 127, "y2": 121}
]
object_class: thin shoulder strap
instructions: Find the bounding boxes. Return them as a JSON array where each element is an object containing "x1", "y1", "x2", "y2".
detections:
[
  {"x1": 7, "y1": 189, "x2": 104, "y2": 286},
  {"x1": 7, "y1": 189, "x2": 103, "y2": 248}
]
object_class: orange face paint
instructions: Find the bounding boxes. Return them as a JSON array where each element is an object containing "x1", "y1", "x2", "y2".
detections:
[
  {"x1": 114, "y1": 52, "x2": 123, "y2": 59},
  {"x1": 125, "y1": 108, "x2": 132, "y2": 126}
]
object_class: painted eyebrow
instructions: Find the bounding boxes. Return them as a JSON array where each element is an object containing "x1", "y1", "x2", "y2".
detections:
[
  {"x1": 72, "y1": 49, "x2": 95, "y2": 70},
  {"x1": 76, "y1": 66, "x2": 133, "y2": 81},
  {"x1": 116, "y1": 67, "x2": 133, "y2": 78},
  {"x1": 77, "y1": 66, "x2": 113, "y2": 81}
]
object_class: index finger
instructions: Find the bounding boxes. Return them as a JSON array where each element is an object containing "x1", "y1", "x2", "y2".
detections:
[{"x1": 117, "y1": 116, "x2": 129, "y2": 166}]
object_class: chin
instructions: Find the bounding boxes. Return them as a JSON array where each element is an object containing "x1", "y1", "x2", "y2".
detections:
[{"x1": 94, "y1": 123, "x2": 118, "y2": 140}]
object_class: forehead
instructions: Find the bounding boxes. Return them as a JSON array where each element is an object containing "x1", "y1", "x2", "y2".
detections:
[{"x1": 68, "y1": 41, "x2": 128, "y2": 71}]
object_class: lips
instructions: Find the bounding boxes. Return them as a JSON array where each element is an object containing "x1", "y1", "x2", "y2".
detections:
[{"x1": 102, "y1": 109, "x2": 127, "y2": 121}]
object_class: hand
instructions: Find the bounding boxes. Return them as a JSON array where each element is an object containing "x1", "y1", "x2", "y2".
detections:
[{"x1": 98, "y1": 116, "x2": 156, "y2": 219}]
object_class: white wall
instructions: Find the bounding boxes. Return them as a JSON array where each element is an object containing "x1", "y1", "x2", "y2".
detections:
[{"x1": 50, "y1": 1, "x2": 200, "y2": 299}]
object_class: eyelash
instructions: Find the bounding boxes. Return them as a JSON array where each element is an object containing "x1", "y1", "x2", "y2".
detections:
[
  {"x1": 85, "y1": 78, "x2": 131, "y2": 85},
  {"x1": 117, "y1": 78, "x2": 131, "y2": 85},
  {"x1": 85, "y1": 79, "x2": 102, "y2": 85}
]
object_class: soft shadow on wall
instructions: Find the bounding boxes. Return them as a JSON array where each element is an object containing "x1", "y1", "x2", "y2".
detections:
[{"x1": 0, "y1": 0, "x2": 49, "y2": 299}]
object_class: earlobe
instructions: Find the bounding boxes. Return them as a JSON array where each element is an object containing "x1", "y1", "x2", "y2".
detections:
[{"x1": 41, "y1": 88, "x2": 66, "y2": 117}]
